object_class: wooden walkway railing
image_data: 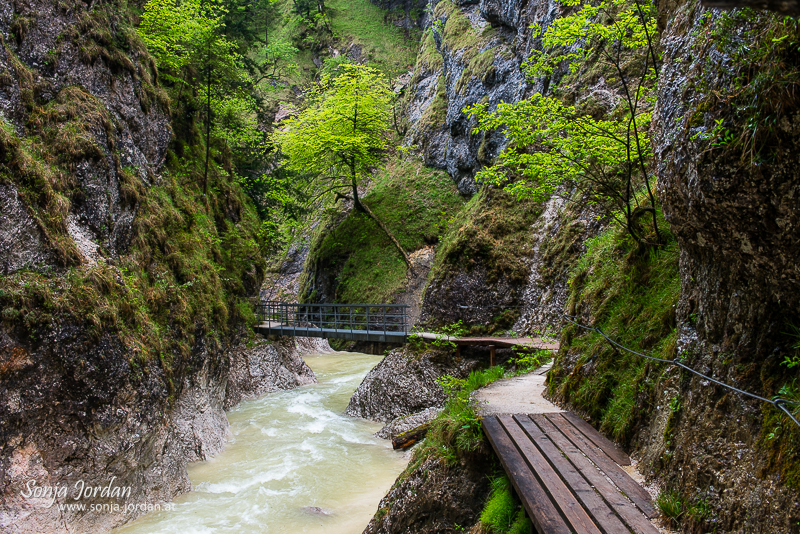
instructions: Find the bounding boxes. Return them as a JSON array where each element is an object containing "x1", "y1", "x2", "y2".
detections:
[{"x1": 483, "y1": 413, "x2": 659, "y2": 534}]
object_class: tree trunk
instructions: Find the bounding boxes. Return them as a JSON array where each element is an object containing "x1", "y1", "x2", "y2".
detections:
[
  {"x1": 346, "y1": 175, "x2": 415, "y2": 274},
  {"x1": 392, "y1": 423, "x2": 429, "y2": 450}
]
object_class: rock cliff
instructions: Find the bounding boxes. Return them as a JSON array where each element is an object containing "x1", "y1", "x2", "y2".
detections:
[
  {"x1": 644, "y1": 1, "x2": 800, "y2": 530},
  {"x1": 364, "y1": 452, "x2": 492, "y2": 534},
  {"x1": 0, "y1": 1, "x2": 326, "y2": 532}
]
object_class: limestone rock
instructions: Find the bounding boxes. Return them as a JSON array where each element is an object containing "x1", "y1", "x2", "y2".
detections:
[
  {"x1": 363, "y1": 453, "x2": 491, "y2": 534},
  {"x1": 345, "y1": 346, "x2": 483, "y2": 423}
]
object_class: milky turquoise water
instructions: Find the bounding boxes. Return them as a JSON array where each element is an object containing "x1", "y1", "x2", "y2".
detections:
[{"x1": 115, "y1": 352, "x2": 407, "y2": 534}]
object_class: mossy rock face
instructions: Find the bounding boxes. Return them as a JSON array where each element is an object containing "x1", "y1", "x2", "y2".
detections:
[
  {"x1": 0, "y1": 0, "x2": 273, "y2": 532},
  {"x1": 550, "y1": 215, "x2": 679, "y2": 445},
  {"x1": 419, "y1": 186, "x2": 541, "y2": 329},
  {"x1": 0, "y1": 0, "x2": 171, "y2": 265}
]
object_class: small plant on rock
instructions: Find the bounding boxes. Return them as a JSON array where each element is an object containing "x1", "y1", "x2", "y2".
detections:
[{"x1": 656, "y1": 490, "x2": 683, "y2": 526}]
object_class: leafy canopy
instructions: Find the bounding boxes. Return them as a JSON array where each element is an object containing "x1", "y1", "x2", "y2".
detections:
[
  {"x1": 467, "y1": 0, "x2": 661, "y2": 243},
  {"x1": 271, "y1": 63, "x2": 393, "y2": 191},
  {"x1": 138, "y1": 0, "x2": 231, "y2": 79}
]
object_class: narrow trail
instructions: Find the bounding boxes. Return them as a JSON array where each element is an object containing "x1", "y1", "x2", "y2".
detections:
[
  {"x1": 474, "y1": 362, "x2": 562, "y2": 416},
  {"x1": 473, "y1": 363, "x2": 677, "y2": 534}
]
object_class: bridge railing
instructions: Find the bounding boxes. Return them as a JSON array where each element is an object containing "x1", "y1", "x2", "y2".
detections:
[{"x1": 256, "y1": 301, "x2": 409, "y2": 337}]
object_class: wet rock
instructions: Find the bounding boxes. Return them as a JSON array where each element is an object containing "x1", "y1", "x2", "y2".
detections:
[
  {"x1": 345, "y1": 346, "x2": 483, "y2": 423},
  {"x1": 0, "y1": 0, "x2": 171, "y2": 266},
  {"x1": 375, "y1": 406, "x2": 441, "y2": 439},
  {"x1": 301, "y1": 506, "x2": 332, "y2": 516},
  {"x1": 224, "y1": 338, "x2": 320, "y2": 410},
  {"x1": 0, "y1": 183, "x2": 58, "y2": 274},
  {"x1": 363, "y1": 452, "x2": 492, "y2": 534},
  {"x1": 0, "y1": 327, "x2": 324, "y2": 534},
  {"x1": 401, "y1": 0, "x2": 562, "y2": 195}
]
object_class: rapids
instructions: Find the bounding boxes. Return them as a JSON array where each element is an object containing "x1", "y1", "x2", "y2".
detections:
[{"x1": 115, "y1": 351, "x2": 407, "y2": 534}]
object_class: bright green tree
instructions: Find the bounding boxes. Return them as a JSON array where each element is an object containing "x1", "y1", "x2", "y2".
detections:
[
  {"x1": 468, "y1": 0, "x2": 662, "y2": 245},
  {"x1": 271, "y1": 64, "x2": 412, "y2": 268}
]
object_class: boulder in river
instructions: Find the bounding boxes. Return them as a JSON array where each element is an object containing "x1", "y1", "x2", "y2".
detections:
[{"x1": 345, "y1": 346, "x2": 483, "y2": 424}]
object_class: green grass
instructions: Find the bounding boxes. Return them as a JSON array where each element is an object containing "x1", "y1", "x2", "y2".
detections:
[
  {"x1": 255, "y1": 0, "x2": 421, "y2": 103},
  {"x1": 656, "y1": 490, "x2": 684, "y2": 526},
  {"x1": 480, "y1": 476, "x2": 531, "y2": 534},
  {"x1": 327, "y1": 0, "x2": 420, "y2": 76},
  {"x1": 302, "y1": 155, "x2": 464, "y2": 304},
  {"x1": 405, "y1": 365, "x2": 505, "y2": 468},
  {"x1": 550, "y1": 208, "x2": 679, "y2": 444}
]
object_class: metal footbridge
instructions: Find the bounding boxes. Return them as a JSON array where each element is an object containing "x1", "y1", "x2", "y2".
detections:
[
  {"x1": 255, "y1": 301, "x2": 560, "y2": 353},
  {"x1": 255, "y1": 301, "x2": 411, "y2": 343}
]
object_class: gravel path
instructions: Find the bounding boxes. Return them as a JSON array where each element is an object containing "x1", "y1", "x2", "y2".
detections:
[{"x1": 473, "y1": 362, "x2": 563, "y2": 416}]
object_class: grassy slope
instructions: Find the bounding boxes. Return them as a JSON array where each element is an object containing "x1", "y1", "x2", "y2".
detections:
[
  {"x1": 259, "y1": 0, "x2": 420, "y2": 103},
  {"x1": 302, "y1": 156, "x2": 465, "y2": 303},
  {"x1": 327, "y1": 0, "x2": 419, "y2": 76},
  {"x1": 550, "y1": 212, "x2": 680, "y2": 443}
]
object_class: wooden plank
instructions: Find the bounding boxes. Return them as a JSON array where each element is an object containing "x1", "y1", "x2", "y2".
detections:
[
  {"x1": 514, "y1": 415, "x2": 632, "y2": 534},
  {"x1": 545, "y1": 414, "x2": 657, "y2": 519},
  {"x1": 497, "y1": 415, "x2": 602, "y2": 534},
  {"x1": 482, "y1": 417, "x2": 571, "y2": 534},
  {"x1": 531, "y1": 415, "x2": 660, "y2": 534},
  {"x1": 561, "y1": 412, "x2": 631, "y2": 466}
]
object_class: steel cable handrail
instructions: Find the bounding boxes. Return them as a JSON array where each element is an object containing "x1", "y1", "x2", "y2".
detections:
[{"x1": 562, "y1": 314, "x2": 800, "y2": 428}]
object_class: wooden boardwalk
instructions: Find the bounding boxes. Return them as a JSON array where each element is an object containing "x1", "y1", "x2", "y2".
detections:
[
  {"x1": 415, "y1": 333, "x2": 559, "y2": 351},
  {"x1": 483, "y1": 413, "x2": 659, "y2": 534}
]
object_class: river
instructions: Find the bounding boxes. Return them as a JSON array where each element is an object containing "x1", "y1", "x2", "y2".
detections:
[{"x1": 116, "y1": 351, "x2": 408, "y2": 534}]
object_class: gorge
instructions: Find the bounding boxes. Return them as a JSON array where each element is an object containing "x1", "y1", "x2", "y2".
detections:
[{"x1": 1, "y1": 0, "x2": 799, "y2": 532}]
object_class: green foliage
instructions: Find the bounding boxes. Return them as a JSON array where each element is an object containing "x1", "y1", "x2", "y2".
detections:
[
  {"x1": 511, "y1": 348, "x2": 550, "y2": 375},
  {"x1": 524, "y1": 0, "x2": 657, "y2": 77},
  {"x1": 407, "y1": 366, "x2": 505, "y2": 471},
  {"x1": 552, "y1": 209, "x2": 679, "y2": 444},
  {"x1": 428, "y1": 321, "x2": 467, "y2": 349},
  {"x1": 467, "y1": 0, "x2": 662, "y2": 245},
  {"x1": 480, "y1": 476, "x2": 530, "y2": 534},
  {"x1": 138, "y1": 0, "x2": 268, "y2": 199},
  {"x1": 272, "y1": 63, "x2": 392, "y2": 197},
  {"x1": 687, "y1": 498, "x2": 711, "y2": 522},
  {"x1": 138, "y1": 0, "x2": 224, "y2": 75}
]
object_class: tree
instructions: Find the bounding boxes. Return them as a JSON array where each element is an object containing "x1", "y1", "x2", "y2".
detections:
[
  {"x1": 271, "y1": 64, "x2": 413, "y2": 269},
  {"x1": 467, "y1": 0, "x2": 662, "y2": 246},
  {"x1": 138, "y1": 0, "x2": 263, "y2": 193}
]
